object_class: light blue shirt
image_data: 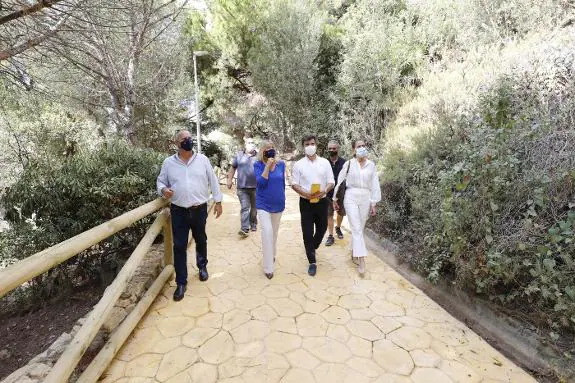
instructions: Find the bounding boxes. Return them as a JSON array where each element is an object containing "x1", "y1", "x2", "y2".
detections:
[
  {"x1": 232, "y1": 151, "x2": 257, "y2": 189},
  {"x1": 156, "y1": 153, "x2": 223, "y2": 207}
]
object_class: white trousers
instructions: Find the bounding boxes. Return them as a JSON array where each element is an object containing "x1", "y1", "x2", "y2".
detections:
[
  {"x1": 343, "y1": 188, "x2": 371, "y2": 258},
  {"x1": 257, "y1": 209, "x2": 282, "y2": 273}
]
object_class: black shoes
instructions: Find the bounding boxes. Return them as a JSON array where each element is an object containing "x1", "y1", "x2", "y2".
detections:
[
  {"x1": 335, "y1": 226, "x2": 344, "y2": 239},
  {"x1": 265, "y1": 272, "x2": 273, "y2": 279},
  {"x1": 308, "y1": 263, "x2": 317, "y2": 276},
  {"x1": 325, "y1": 235, "x2": 335, "y2": 246},
  {"x1": 199, "y1": 267, "x2": 209, "y2": 282},
  {"x1": 173, "y1": 284, "x2": 186, "y2": 301}
]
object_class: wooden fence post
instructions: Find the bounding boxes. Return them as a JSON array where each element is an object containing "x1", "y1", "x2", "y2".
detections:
[
  {"x1": 43, "y1": 213, "x2": 167, "y2": 383},
  {"x1": 162, "y1": 209, "x2": 173, "y2": 266},
  {"x1": 76, "y1": 265, "x2": 174, "y2": 383}
]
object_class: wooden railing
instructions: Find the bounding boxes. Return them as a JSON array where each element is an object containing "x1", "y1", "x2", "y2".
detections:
[{"x1": 0, "y1": 197, "x2": 182, "y2": 383}]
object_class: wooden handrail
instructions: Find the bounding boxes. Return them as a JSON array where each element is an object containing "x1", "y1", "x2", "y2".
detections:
[
  {"x1": 0, "y1": 198, "x2": 168, "y2": 298},
  {"x1": 44, "y1": 211, "x2": 168, "y2": 383},
  {"x1": 77, "y1": 265, "x2": 175, "y2": 383},
  {"x1": 0, "y1": 196, "x2": 218, "y2": 381},
  {"x1": 163, "y1": 216, "x2": 174, "y2": 266}
]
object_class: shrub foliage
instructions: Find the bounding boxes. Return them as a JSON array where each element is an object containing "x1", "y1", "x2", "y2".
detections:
[
  {"x1": 0, "y1": 141, "x2": 164, "y2": 309},
  {"x1": 375, "y1": 29, "x2": 575, "y2": 337}
]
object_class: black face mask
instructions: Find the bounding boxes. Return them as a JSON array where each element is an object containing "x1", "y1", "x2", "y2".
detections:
[
  {"x1": 328, "y1": 150, "x2": 338, "y2": 157},
  {"x1": 265, "y1": 149, "x2": 276, "y2": 158},
  {"x1": 181, "y1": 137, "x2": 193, "y2": 151}
]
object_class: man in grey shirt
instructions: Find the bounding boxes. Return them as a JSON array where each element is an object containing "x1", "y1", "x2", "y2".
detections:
[{"x1": 227, "y1": 137, "x2": 258, "y2": 237}]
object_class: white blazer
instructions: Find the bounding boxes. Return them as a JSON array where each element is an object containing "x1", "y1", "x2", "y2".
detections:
[{"x1": 333, "y1": 158, "x2": 381, "y2": 205}]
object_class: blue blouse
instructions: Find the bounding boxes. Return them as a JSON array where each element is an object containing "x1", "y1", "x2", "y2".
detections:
[{"x1": 254, "y1": 160, "x2": 286, "y2": 213}]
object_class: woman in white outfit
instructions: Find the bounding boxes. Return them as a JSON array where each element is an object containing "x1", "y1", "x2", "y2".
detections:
[{"x1": 333, "y1": 139, "x2": 381, "y2": 275}]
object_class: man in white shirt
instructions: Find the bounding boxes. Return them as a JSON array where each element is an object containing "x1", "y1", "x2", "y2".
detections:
[
  {"x1": 157, "y1": 130, "x2": 223, "y2": 301},
  {"x1": 291, "y1": 134, "x2": 335, "y2": 276}
]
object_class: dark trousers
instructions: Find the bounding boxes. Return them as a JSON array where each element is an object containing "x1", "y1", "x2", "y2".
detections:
[
  {"x1": 170, "y1": 203, "x2": 208, "y2": 285},
  {"x1": 299, "y1": 197, "x2": 328, "y2": 264}
]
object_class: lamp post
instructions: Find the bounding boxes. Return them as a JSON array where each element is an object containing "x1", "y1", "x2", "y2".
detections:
[{"x1": 193, "y1": 50, "x2": 209, "y2": 153}]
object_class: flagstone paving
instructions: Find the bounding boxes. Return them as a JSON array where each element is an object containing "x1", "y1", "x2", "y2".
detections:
[{"x1": 101, "y1": 191, "x2": 537, "y2": 383}]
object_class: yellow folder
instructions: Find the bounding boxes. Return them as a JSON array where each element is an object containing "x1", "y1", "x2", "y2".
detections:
[{"x1": 310, "y1": 183, "x2": 320, "y2": 203}]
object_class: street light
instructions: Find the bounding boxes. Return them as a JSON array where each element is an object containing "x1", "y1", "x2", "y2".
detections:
[{"x1": 193, "y1": 50, "x2": 209, "y2": 153}]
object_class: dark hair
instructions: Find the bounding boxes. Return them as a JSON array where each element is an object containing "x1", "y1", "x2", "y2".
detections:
[
  {"x1": 301, "y1": 134, "x2": 317, "y2": 146},
  {"x1": 351, "y1": 139, "x2": 367, "y2": 149},
  {"x1": 327, "y1": 139, "x2": 339, "y2": 148}
]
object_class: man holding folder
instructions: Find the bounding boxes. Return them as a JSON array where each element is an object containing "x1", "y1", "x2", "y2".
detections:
[{"x1": 292, "y1": 134, "x2": 335, "y2": 276}]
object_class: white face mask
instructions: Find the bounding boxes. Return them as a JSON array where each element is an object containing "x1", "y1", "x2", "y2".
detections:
[
  {"x1": 356, "y1": 147, "x2": 368, "y2": 158},
  {"x1": 304, "y1": 145, "x2": 317, "y2": 156}
]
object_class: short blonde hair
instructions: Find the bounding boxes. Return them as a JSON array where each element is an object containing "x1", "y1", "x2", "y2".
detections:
[{"x1": 257, "y1": 140, "x2": 275, "y2": 162}]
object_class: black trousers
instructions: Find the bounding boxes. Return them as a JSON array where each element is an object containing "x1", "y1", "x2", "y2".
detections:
[
  {"x1": 299, "y1": 197, "x2": 328, "y2": 264},
  {"x1": 170, "y1": 203, "x2": 208, "y2": 285}
]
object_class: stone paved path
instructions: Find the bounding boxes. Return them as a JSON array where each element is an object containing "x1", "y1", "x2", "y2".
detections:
[{"x1": 101, "y1": 191, "x2": 537, "y2": 383}]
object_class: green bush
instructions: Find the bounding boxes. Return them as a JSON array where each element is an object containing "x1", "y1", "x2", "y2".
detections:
[
  {"x1": 374, "y1": 28, "x2": 575, "y2": 336},
  {"x1": 0, "y1": 141, "x2": 164, "y2": 309},
  {"x1": 203, "y1": 139, "x2": 226, "y2": 168}
]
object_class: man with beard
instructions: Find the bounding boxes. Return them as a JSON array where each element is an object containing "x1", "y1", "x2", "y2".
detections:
[{"x1": 325, "y1": 140, "x2": 346, "y2": 246}]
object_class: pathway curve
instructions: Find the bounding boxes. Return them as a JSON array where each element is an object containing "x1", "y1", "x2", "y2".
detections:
[{"x1": 101, "y1": 191, "x2": 536, "y2": 383}]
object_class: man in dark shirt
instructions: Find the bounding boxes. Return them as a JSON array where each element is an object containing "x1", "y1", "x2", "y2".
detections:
[{"x1": 325, "y1": 140, "x2": 346, "y2": 246}]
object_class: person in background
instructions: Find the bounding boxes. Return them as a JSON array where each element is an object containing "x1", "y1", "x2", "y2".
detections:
[
  {"x1": 157, "y1": 130, "x2": 223, "y2": 301},
  {"x1": 333, "y1": 139, "x2": 381, "y2": 276},
  {"x1": 291, "y1": 134, "x2": 335, "y2": 276},
  {"x1": 253, "y1": 140, "x2": 286, "y2": 279},
  {"x1": 227, "y1": 137, "x2": 257, "y2": 238},
  {"x1": 325, "y1": 140, "x2": 346, "y2": 246}
]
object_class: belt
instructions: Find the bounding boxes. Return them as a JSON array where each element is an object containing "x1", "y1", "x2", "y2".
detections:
[{"x1": 171, "y1": 203, "x2": 207, "y2": 211}]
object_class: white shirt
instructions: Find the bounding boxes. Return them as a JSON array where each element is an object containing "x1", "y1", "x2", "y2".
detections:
[
  {"x1": 291, "y1": 155, "x2": 335, "y2": 195},
  {"x1": 334, "y1": 159, "x2": 381, "y2": 204},
  {"x1": 157, "y1": 153, "x2": 223, "y2": 207}
]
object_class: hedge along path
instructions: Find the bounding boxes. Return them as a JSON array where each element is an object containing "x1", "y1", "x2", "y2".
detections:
[{"x1": 100, "y1": 190, "x2": 536, "y2": 383}]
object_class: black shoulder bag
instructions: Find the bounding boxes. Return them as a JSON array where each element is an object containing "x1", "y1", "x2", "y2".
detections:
[{"x1": 334, "y1": 160, "x2": 352, "y2": 215}]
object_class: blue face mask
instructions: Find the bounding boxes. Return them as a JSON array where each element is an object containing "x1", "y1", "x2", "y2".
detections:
[
  {"x1": 181, "y1": 137, "x2": 193, "y2": 151},
  {"x1": 265, "y1": 149, "x2": 276, "y2": 158},
  {"x1": 356, "y1": 146, "x2": 368, "y2": 158}
]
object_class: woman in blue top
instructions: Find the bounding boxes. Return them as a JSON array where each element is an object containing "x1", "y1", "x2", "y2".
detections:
[{"x1": 254, "y1": 140, "x2": 286, "y2": 279}]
